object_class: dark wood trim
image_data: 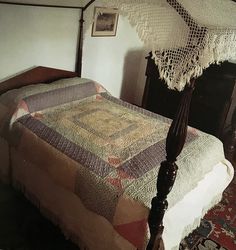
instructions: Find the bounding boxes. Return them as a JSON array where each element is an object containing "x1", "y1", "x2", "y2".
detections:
[
  {"x1": 142, "y1": 52, "x2": 157, "y2": 108},
  {"x1": 147, "y1": 79, "x2": 195, "y2": 250},
  {"x1": 0, "y1": 66, "x2": 78, "y2": 95},
  {"x1": 0, "y1": 1, "x2": 83, "y2": 9}
]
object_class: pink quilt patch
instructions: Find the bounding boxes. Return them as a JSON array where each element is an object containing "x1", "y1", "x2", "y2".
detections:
[{"x1": 114, "y1": 219, "x2": 147, "y2": 249}]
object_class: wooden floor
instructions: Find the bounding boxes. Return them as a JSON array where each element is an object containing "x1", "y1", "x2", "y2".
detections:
[{"x1": 0, "y1": 183, "x2": 78, "y2": 250}]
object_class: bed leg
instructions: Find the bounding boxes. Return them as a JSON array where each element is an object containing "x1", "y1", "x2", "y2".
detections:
[{"x1": 147, "y1": 79, "x2": 195, "y2": 250}]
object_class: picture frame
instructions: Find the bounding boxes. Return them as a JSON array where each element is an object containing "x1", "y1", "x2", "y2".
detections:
[{"x1": 92, "y1": 7, "x2": 119, "y2": 37}]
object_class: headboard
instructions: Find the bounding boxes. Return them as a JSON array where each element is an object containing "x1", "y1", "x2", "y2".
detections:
[{"x1": 0, "y1": 66, "x2": 78, "y2": 95}]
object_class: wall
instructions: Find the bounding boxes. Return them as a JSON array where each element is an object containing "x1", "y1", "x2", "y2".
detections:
[
  {"x1": 82, "y1": 5, "x2": 148, "y2": 105},
  {"x1": 0, "y1": 3, "x2": 80, "y2": 81}
]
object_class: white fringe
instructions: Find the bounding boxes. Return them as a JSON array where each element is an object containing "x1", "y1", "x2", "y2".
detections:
[{"x1": 170, "y1": 193, "x2": 223, "y2": 250}]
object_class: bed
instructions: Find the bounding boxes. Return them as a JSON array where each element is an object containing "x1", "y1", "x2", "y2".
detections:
[{"x1": 0, "y1": 66, "x2": 234, "y2": 250}]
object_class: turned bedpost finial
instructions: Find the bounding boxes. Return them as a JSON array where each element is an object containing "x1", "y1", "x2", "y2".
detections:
[{"x1": 147, "y1": 79, "x2": 196, "y2": 250}]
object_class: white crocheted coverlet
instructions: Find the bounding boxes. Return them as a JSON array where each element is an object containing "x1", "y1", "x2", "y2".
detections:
[{"x1": 86, "y1": 0, "x2": 236, "y2": 90}]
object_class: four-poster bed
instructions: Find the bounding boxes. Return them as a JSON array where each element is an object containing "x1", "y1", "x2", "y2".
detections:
[
  {"x1": 0, "y1": 0, "x2": 236, "y2": 250},
  {"x1": 0, "y1": 66, "x2": 234, "y2": 250}
]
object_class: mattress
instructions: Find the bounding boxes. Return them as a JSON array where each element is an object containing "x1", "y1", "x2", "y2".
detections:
[{"x1": 0, "y1": 77, "x2": 234, "y2": 249}]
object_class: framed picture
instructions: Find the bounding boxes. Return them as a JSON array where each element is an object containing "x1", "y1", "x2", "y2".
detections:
[{"x1": 92, "y1": 7, "x2": 119, "y2": 37}]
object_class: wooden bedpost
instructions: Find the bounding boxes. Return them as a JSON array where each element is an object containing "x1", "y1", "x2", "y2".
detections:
[
  {"x1": 76, "y1": 10, "x2": 84, "y2": 77},
  {"x1": 75, "y1": 0, "x2": 96, "y2": 76},
  {"x1": 147, "y1": 79, "x2": 195, "y2": 250}
]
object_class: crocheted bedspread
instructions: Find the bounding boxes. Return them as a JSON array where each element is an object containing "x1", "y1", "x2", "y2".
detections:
[{"x1": 0, "y1": 78, "x2": 225, "y2": 249}]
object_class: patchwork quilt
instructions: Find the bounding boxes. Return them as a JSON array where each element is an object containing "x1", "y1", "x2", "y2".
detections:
[{"x1": 0, "y1": 78, "x2": 226, "y2": 249}]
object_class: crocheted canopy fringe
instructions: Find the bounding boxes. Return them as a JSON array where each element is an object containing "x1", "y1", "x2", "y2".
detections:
[{"x1": 95, "y1": 0, "x2": 236, "y2": 91}]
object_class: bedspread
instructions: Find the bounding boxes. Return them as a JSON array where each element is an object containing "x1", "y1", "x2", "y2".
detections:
[{"x1": 0, "y1": 78, "x2": 226, "y2": 249}]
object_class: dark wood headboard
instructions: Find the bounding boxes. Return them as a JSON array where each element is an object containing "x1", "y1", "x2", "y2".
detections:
[{"x1": 0, "y1": 66, "x2": 78, "y2": 95}]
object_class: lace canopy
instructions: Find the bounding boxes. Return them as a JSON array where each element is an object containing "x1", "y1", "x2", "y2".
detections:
[{"x1": 96, "y1": 0, "x2": 236, "y2": 90}]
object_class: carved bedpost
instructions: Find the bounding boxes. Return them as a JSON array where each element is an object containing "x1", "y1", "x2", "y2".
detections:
[{"x1": 147, "y1": 79, "x2": 195, "y2": 250}]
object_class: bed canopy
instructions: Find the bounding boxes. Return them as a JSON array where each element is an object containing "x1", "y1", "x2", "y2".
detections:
[{"x1": 88, "y1": 0, "x2": 236, "y2": 90}]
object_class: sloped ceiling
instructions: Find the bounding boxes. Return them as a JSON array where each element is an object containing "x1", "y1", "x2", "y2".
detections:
[{"x1": 0, "y1": 0, "x2": 86, "y2": 7}]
